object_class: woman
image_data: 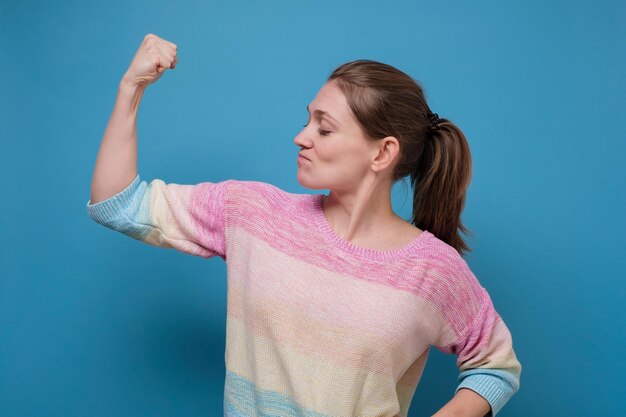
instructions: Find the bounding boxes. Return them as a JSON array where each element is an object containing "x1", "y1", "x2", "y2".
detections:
[{"x1": 87, "y1": 33, "x2": 521, "y2": 417}]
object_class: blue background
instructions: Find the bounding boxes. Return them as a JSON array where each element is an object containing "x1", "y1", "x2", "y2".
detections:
[{"x1": 1, "y1": 1, "x2": 624, "y2": 416}]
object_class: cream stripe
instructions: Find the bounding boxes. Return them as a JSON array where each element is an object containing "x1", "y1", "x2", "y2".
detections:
[{"x1": 226, "y1": 315, "x2": 403, "y2": 417}]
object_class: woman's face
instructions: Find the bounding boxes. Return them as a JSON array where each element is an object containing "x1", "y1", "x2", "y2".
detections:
[{"x1": 294, "y1": 79, "x2": 377, "y2": 192}]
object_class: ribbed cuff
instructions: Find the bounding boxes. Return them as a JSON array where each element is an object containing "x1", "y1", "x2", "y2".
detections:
[
  {"x1": 455, "y1": 369, "x2": 520, "y2": 416},
  {"x1": 86, "y1": 174, "x2": 142, "y2": 224}
]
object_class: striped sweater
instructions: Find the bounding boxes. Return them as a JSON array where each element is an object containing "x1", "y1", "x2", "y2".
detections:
[{"x1": 86, "y1": 174, "x2": 522, "y2": 417}]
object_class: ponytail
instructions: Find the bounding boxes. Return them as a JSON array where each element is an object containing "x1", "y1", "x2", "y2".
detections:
[{"x1": 409, "y1": 117, "x2": 474, "y2": 256}]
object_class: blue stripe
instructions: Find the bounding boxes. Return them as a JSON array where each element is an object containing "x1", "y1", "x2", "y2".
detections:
[{"x1": 224, "y1": 370, "x2": 331, "y2": 417}]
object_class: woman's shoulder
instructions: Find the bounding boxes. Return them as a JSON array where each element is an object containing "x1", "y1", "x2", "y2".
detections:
[
  {"x1": 225, "y1": 179, "x2": 314, "y2": 200},
  {"x1": 416, "y1": 230, "x2": 465, "y2": 264},
  {"x1": 416, "y1": 232, "x2": 484, "y2": 290},
  {"x1": 224, "y1": 179, "x2": 317, "y2": 215}
]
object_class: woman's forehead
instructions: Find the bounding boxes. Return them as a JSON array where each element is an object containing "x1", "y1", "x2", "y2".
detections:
[{"x1": 311, "y1": 81, "x2": 351, "y2": 121}]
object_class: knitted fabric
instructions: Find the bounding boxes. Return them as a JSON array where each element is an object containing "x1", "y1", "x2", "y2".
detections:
[{"x1": 86, "y1": 174, "x2": 522, "y2": 417}]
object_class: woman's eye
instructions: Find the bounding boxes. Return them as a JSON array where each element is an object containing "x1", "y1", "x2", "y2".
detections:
[{"x1": 303, "y1": 121, "x2": 330, "y2": 136}]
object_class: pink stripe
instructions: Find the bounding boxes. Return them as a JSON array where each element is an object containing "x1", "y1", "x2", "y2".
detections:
[
  {"x1": 190, "y1": 180, "x2": 229, "y2": 259},
  {"x1": 226, "y1": 180, "x2": 486, "y2": 341}
]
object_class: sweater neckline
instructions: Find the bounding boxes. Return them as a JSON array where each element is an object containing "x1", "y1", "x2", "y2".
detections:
[{"x1": 311, "y1": 193, "x2": 431, "y2": 261}]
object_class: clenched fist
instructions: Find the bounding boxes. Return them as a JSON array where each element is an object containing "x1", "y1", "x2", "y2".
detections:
[{"x1": 122, "y1": 33, "x2": 178, "y2": 89}]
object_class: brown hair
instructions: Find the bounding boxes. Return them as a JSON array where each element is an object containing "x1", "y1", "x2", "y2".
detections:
[{"x1": 327, "y1": 59, "x2": 474, "y2": 256}]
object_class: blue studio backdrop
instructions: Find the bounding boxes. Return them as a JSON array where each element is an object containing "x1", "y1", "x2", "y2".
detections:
[{"x1": 1, "y1": 1, "x2": 624, "y2": 416}]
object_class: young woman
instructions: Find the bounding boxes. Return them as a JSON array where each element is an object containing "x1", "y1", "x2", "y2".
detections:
[{"x1": 87, "y1": 33, "x2": 521, "y2": 417}]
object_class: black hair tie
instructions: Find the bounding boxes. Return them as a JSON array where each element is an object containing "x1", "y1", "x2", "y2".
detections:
[{"x1": 426, "y1": 111, "x2": 441, "y2": 131}]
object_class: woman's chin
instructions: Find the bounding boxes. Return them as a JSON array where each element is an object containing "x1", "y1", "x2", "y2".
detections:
[{"x1": 296, "y1": 174, "x2": 325, "y2": 190}]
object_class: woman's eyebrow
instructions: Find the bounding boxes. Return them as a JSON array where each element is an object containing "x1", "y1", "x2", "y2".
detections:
[{"x1": 307, "y1": 104, "x2": 340, "y2": 128}]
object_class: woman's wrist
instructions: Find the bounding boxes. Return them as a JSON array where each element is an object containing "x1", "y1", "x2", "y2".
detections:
[
  {"x1": 117, "y1": 75, "x2": 146, "y2": 112},
  {"x1": 119, "y1": 74, "x2": 146, "y2": 96}
]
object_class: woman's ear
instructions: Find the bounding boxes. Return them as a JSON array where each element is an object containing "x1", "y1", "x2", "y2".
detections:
[{"x1": 371, "y1": 136, "x2": 400, "y2": 173}]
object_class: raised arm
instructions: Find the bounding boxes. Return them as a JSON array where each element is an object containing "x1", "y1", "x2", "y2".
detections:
[
  {"x1": 89, "y1": 33, "x2": 178, "y2": 204},
  {"x1": 86, "y1": 35, "x2": 230, "y2": 260}
]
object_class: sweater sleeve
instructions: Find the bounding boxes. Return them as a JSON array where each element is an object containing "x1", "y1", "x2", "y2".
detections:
[
  {"x1": 85, "y1": 173, "x2": 230, "y2": 260},
  {"x1": 432, "y1": 255, "x2": 522, "y2": 417}
]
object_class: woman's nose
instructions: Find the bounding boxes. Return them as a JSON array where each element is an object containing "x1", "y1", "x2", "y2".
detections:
[{"x1": 293, "y1": 127, "x2": 312, "y2": 148}]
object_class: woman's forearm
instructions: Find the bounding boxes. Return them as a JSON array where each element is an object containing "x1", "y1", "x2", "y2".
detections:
[
  {"x1": 431, "y1": 388, "x2": 492, "y2": 417},
  {"x1": 89, "y1": 77, "x2": 144, "y2": 204},
  {"x1": 89, "y1": 34, "x2": 178, "y2": 204}
]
